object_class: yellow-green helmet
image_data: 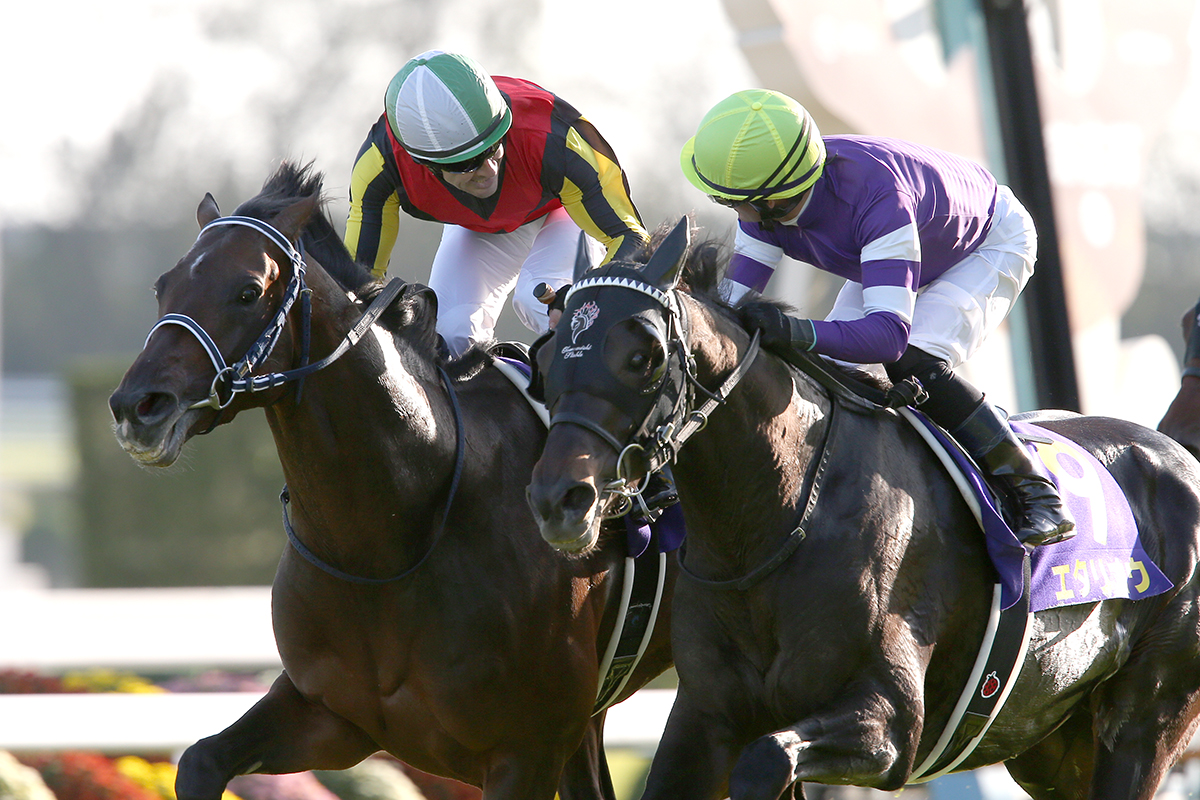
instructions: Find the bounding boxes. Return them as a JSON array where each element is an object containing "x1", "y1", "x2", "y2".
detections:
[{"x1": 680, "y1": 89, "x2": 826, "y2": 203}]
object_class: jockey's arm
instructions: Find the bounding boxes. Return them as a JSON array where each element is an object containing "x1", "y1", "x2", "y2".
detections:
[
  {"x1": 345, "y1": 133, "x2": 402, "y2": 281},
  {"x1": 555, "y1": 118, "x2": 648, "y2": 267}
]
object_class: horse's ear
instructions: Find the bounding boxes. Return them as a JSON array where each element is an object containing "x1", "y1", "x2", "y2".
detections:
[
  {"x1": 271, "y1": 193, "x2": 320, "y2": 242},
  {"x1": 641, "y1": 217, "x2": 690, "y2": 290},
  {"x1": 396, "y1": 283, "x2": 440, "y2": 346},
  {"x1": 197, "y1": 193, "x2": 221, "y2": 228},
  {"x1": 573, "y1": 231, "x2": 594, "y2": 282}
]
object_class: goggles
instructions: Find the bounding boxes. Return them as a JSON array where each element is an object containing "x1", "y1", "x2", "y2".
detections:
[
  {"x1": 709, "y1": 192, "x2": 803, "y2": 223},
  {"x1": 419, "y1": 141, "x2": 503, "y2": 174}
]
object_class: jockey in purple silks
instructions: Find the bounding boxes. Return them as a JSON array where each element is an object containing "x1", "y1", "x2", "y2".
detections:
[{"x1": 681, "y1": 89, "x2": 1074, "y2": 548}]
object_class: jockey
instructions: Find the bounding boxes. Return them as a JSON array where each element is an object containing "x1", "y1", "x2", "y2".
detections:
[
  {"x1": 344, "y1": 49, "x2": 649, "y2": 357},
  {"x1": 681, "y1": 89, "x2": 1074, "y2": 547}
]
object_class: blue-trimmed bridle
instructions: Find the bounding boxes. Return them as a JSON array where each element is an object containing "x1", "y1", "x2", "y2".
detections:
[
  {"x1": 144, "y1": 215, "x2": 404, "y2": 412},
  {"x1": 145, "y1": 216, "x2": 311, "y2": 411}
]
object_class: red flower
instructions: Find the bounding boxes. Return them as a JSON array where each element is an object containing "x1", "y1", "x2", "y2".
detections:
[
  {"x1": 21, "y1": 751, "x2": 160, "y2": 800},
  {"x1": 0, "y1": 669, "x2": 84, "y2": 694}
]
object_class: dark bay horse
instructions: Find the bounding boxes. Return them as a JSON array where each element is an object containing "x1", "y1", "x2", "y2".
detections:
[
  {"x1": 108, "y1": 162, "x2": 674, "y2": 800},
  {"x1": 1158, "y1": 298, "x2": 1200, "y2": 458},
  {"x1": 526, "y1": 219, "x2": 1200, "y2": 799}
]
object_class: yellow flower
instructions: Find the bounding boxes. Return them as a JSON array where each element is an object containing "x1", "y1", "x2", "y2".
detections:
[
  {"x1": 114, "y1": 757, "x2": 242, "y2": 800},
  {"x1": 116, "y1": 756, "x2": 174, "y2": 798},
  {"x1": 62, "y1": 668, "x2": 165, "y2": 693}
]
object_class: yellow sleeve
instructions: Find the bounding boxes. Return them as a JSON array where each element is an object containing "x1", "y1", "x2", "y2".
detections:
[
  {"x1": 559, "y1": 125, "x2": 648, "y2": 265},
  {"x1": 345, "y1": 142, "x2": 401, "y2": 280}
]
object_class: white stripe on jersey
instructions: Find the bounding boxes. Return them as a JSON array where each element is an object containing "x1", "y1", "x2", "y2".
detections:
[
  {"x1": 733, "y1": 226, "x2": 785, "y2": 266},
  {"x1": 861, "y1": 222, "x2": 920, "y2": 264},
  {"x1": 863, "y1": 284, "x2": 916, "y2": 324}
]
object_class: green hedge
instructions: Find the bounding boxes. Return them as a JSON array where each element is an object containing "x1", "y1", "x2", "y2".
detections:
[{"x1": 71, "y1": 360, "x2": 285, "y2": 587}]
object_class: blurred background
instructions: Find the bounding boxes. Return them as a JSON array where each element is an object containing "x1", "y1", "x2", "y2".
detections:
[{"x1": 4, "y1": 0, "x2": 1200, "y2": 798}]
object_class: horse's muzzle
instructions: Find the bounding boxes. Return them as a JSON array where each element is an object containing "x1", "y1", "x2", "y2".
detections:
[
  {"x1": 526, "y1": 477, "x2": 604, "y2": 553},
  {"x1": 108, "y1": 385, "x2": 195, "y2": 467}
]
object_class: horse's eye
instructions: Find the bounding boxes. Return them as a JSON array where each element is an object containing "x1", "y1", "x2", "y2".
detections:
[{"x1": 239, "y1": 286, "x2": 261, "y2": 305}]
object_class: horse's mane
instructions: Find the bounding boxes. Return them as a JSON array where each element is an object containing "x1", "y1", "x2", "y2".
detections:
[
  {"x1": 234, "y1": 161, "x2": 377, "y2": 297},
  {"x1": 623, "y1": 218, "x2": 734, "y2": 312},
  {"x1": 236, "y1": 161, "x2": 445, "y2": 366}
]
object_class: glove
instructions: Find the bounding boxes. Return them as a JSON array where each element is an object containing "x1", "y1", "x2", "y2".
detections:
[
  {"x1": 533, "y1": 282, "x2": 571, "y2": 314},
  {"x1": 740, "y1": 303, "x2": 815, "y2": 351}
]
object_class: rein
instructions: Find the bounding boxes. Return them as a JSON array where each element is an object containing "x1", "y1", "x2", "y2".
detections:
[
  {"x1": 676, "y1": 393, "x2": 840, "y2": 591},
  {"x1": 280, "y1": 366, "x2": 465, "y2": 584},
  {"x1": 676, "y1": 342, "x2": 924, "y2": 589}
]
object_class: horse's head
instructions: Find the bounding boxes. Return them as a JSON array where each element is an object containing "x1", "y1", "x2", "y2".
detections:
[
  {"x1": 108, "y1": 172, "x2": 321, "y2": 467},
  {"x1": 527, "y1": 218, "x2": 749, "y2": 552}
]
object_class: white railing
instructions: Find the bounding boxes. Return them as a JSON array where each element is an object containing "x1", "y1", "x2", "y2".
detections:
[
  {"x1": 0, "y1": 688, "x2": 676, "y2": 754},
  {"x1": 0, "y1": 587, "x2": 279, "y2": 672},
  {"x1": 0, "y1": 587, "x2": 672, "y2": 753}
]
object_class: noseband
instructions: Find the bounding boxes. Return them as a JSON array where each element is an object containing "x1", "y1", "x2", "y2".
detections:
[
  {"x1": 143, "y1": 215, "x2": 404, "y2": 412},
  {"x1": 551, "y1": 274, "x2": 761, "y2": 515}
]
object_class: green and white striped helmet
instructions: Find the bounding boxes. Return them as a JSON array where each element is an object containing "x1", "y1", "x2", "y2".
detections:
[
  {"x1": 385, "y1": 50, "x2": 512, "y2": 164},
  {"x1": 680, "y1": 89, "x2": 826, "y2": 203}
]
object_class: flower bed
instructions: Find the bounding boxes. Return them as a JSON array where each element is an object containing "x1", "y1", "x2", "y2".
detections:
[{"x1": 0, "y1": 669, "x2": 481, "y2": 800}]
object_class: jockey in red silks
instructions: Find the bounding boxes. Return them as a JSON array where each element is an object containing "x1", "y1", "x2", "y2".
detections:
[{"x1": 344, "y1": 49, "x2": 648, "y2": 357}]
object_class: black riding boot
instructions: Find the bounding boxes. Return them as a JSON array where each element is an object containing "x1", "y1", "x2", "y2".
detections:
[{"x1": 952, "y1": 400, "x2": 1075, "y2": 547}]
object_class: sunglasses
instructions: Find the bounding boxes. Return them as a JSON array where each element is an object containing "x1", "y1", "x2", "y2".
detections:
[{"x1": 420, "y1": 141, "x2": 504, "y2": 174}]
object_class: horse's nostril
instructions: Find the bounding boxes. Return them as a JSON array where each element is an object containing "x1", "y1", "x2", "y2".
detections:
[
  {"x1": 128, "y1": 391, "x2": 175, "y2": 424},
  {"x1": 562, "y1": 483, "x2": 598, "y2": 517}
]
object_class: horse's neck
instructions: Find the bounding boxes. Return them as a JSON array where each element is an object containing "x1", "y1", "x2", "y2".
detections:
[
  {"x1": 265, "y1": 275, "x2": 457, "y2": 565},
  {"x1": 675, "y1": 300, "x2": 831, "y2": 569}
]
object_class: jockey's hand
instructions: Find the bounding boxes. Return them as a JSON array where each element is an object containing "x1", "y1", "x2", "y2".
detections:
[
  {"x1": 535, "y1": 282, "x2": 571, "y2": 331},
  {"x1": 740, "y1": 302, "x2": 815, "y2": 351}
]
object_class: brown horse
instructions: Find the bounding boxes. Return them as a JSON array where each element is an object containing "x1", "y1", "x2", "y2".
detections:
[
  {"x1": 1158, "y1": 299, "x2": 1200, "y2": 458},
  {"x1": 526, "y1": 218, "x2": 1200, "y2": 799},
  {"x1": 107, "y1": 163, "x2": 674, "y2": 800}
]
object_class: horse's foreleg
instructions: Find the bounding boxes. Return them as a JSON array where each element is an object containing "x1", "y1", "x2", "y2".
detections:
[
  {"x1": 1086, "y1": 681, "x2": 1200, "y2": 799},
  {"x1": 175, "y1": 671, "x2": 379, "y2": 800},
  {"x1": 478, "y1": 747, "x2": 574, "y2": 800},
  {"x1": 556, "y1": 715, "x2": 616, "y2": 800},
  {"x1": 728, "y1": 687, "x2": 919, "y2": 798},
  {"x1": 639, "y1": 689, "x2": 741, "y2": 800}
]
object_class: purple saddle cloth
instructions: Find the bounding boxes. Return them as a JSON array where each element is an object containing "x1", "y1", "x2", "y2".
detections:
[{"x1": 915, "y1": 411, "x2": 1172, "y2": 612}]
